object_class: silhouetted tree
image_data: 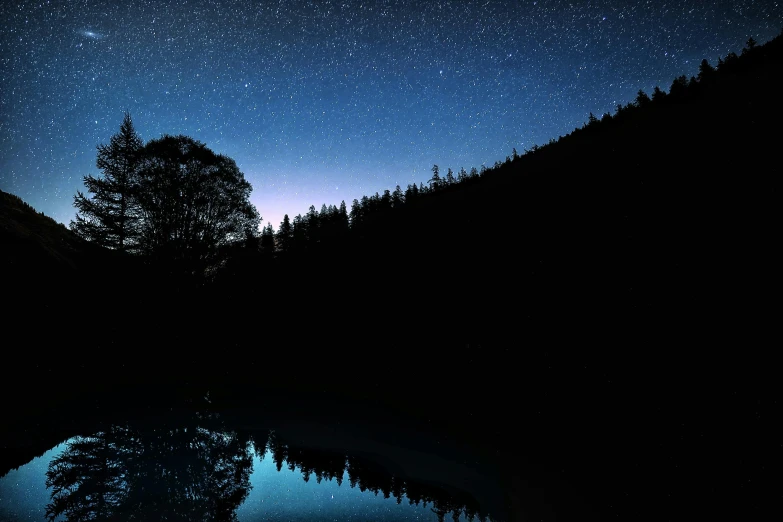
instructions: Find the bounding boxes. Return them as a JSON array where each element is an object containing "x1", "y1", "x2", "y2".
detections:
[
  {"x1": 721, "y1": 51, "x2": 740, "y2": 72},
  {"x1": 260, "y1": 222, "x2": 275, "y2": 256},
  {"x1": 70, "y1": 111, "x2": 143, "y2": 253},
  {"x1": 380, "y1": 189, "x2": 392, "y2": 210},
  {"x1": 445, "y1": 167, "x2": 455, "y2": 185},
  {"x1": 404, "y1": 183, "x2": 419, "y2": 204},
  {"x1": 305, "y1": 205, "x2": 320, "y2": 245},
  {"x1": 429, "y1": 164, "x2": 441, "y2": 190},
  {"x1": 635, "y1": 89, "x2": 651, "y2": 108},
  {"x1": 668, "y1": 75, "x2": 689, "y2": 99},
  {"x1": 391, "y1": 185, "x2": 405, "y2": 207},
  {"x1": 338, "y1": 200, "x2": 349, "y2": 232},
  {"x1": 133, "y1": 134, "x2": 260, "y2": 277},
  {"x1": 292, "y1": 214, "x2": 306, "y2": 251},
  {"x1": 349, "y1": 199, "x2": 363, "y2": 229},
  {"x1": 369, "y1": 192, "x2": 381, "y2": 213},
  {"x1": 742, "y1": 36, "x2": 757, "y2": 54},
  {"x1": 276, "y1": 214, "x2": 292, "y2": 253},
  {"x1": 697, "y1": 59, "x2": 716, "y2": 83},
  {"x1": 614, "y1": 103, "x2": 631, "y2": 118}
]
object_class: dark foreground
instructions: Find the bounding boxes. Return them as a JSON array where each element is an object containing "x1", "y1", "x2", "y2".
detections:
[{"x1": 1, "y1": 343, "x2": 776, "y2": 522}]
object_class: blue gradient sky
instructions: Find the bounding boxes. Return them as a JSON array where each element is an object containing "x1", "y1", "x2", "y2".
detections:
[{"x1": 2, "y1": 1, "x2": 781, "y2": 231}]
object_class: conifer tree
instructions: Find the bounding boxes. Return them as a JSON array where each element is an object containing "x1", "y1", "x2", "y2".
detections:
[
  {"x1": 70, "y1": 111, "x2": 143, "y2": 252},
  {"x1": 445, "y1": 168, "x2": 455, "y2": 185},
  {"x1": 276, "y1": 214, "x2": 293, "y2": 253},
  {"x1": 429, "y1": 165, "x2": 441, "y2": 190},
  {"x1": 260, "y1": 222, "x2": 275, "y2": 255},
  {"x1": 338, "y1": 200, "x2": 349, "y2": 233},
  {"x1": 697, "y1": 59, "x2": 716, "y2": 82},
  {"x1": 391, "y1": 185, "x2": 404, "y2": 207},
  {"x1": 635, "y1": 89, "x2": 651, "y2": 108}
]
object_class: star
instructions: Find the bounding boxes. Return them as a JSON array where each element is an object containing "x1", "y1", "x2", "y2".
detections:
[{"x1": 1, "y1": 1, "x2": 781, "y2": 235}]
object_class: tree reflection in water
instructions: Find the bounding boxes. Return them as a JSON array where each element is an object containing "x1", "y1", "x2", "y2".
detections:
[
  {"x1": 45, "y1": 412, "x2": 253, "y2": 522},
  {"x1": 40, "y1": 412, "x2": 497, "y2": 522}
]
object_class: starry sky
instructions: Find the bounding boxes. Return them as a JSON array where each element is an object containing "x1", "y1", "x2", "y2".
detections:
[{"x1": 2, "y1": 1, "x2": 782, "y2": 232}]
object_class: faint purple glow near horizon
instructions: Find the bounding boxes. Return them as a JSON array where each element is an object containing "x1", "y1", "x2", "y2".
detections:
[{"x1": 2, "y1": 1, "x2": 781, "y2": 231}]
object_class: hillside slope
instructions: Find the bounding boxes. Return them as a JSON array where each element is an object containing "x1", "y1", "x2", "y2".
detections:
[{"x1": 1, "y1": 34, "x2": 779, "y2": 522}]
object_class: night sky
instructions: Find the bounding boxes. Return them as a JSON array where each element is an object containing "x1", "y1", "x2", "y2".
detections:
[{"x1": 2, "y1": 1, "x2": 781, "y2": 232}]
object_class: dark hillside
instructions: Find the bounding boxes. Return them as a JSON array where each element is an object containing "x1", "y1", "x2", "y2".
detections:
[
  {"x1": 1, "y1": 33, "x2": 780, "y2": 521},
  {"x1": 1, "y1": 189, "x2": 155, "y2": 302},
  {"x1": 204, "y1": 34, "x2": 781, "y2": 519},
  {"x1": 245, "y1": 33, "x2": 781, "y2": 350},
  {"x1": 1, "y1": 190, "x2": 164, "y2": 420},
  {"x1": 2, "y1": 190, "x2": 99, "y2": 286}
]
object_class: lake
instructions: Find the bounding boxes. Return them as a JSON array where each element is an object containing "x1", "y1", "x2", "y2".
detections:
[
  {"x1": 2, "y1": 350, "x2": 743, "y2": 521},
  {"x1": 0, "y1": 386, "x2": 523, "y2": 522}
]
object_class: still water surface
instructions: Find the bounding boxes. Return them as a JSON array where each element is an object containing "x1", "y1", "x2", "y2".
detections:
[{"x1": 0, "y1": 411, "x2": 498, "y2": 522}]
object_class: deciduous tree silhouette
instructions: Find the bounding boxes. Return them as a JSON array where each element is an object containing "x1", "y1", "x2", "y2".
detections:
[{"x1": 134, "y1": 134, "x2": 260, "y2": 277}]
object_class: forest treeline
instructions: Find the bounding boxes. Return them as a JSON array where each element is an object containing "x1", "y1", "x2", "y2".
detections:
[
  {"x1": 213, "y1": 30, "x2": 782, "y2": 342},
  {"x1": 67, "y1": 32, "x2": 781, "y2": 285},
  {"x1": 2, "y1": 30, "x2": 780, "y2": 522},
  {"x1": 6, "y1": 29, "x2": 781, "y2": 347},
  {"x1": 249, "y1": 34, "x2": 776, "y2": 253}
]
